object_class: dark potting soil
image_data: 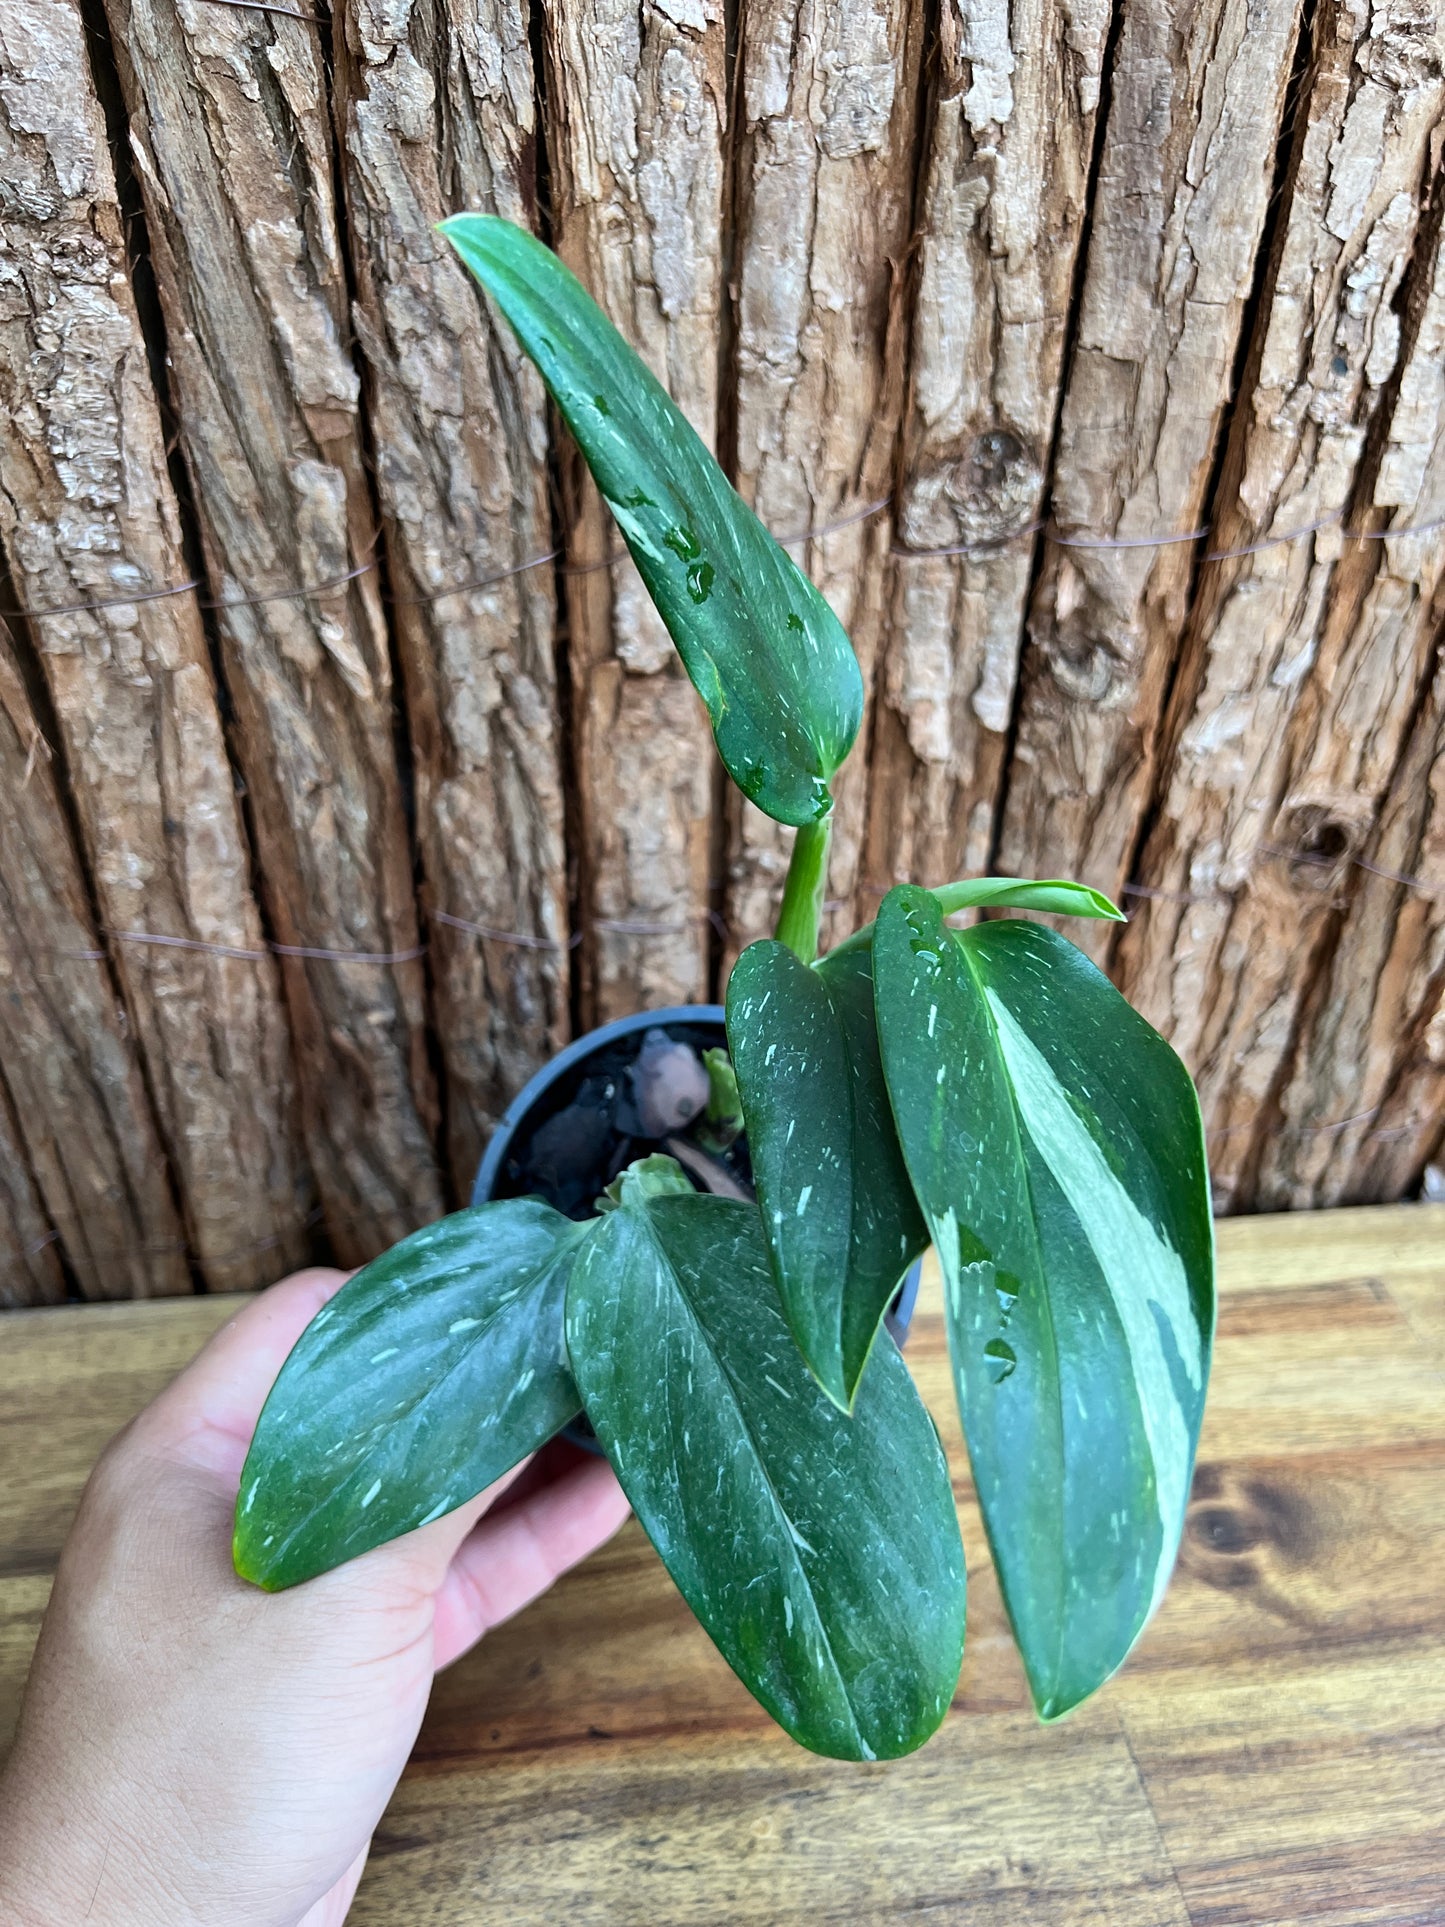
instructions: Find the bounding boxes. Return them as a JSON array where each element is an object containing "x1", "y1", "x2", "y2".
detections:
[{"x1": 488, "y1": 1018, "x2": 754, "y2": 1220}]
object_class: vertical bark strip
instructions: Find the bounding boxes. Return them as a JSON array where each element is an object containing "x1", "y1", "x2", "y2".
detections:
[
  {"x1": 1118, "y1": 4, "x2": 1445, "y2": 1206},
  {"x1": 863, "y1": 0, "x2": 1109, "y2": 901},
  {"x1": 0, "y1": 629, "x2": 197, "y2": 1300},
  {"x1": 0, "y1": 1073, "x2": 65, "y2": 1309},
  {"x1": 334, "y1": 0, "x2": 569, "y2": 1194},
  {"x1": 994, "y1": 0, "x2": 1306, "y2": 958},
  {"x1": 103, "y1": 0, "x2": 443, "y2": 1255},
  {"x1": 542, "y1": 0, "x2": 727, "y2": 1023},
  {"x1": 0, "y1": 0, "x2": 311, "y2": 1289},
  {"x1": 1258, "y1": 645, "x2": 1445, "y2": 1208},
  {"x1": 725, "y1": 0, "x2": 924, "y2": 957}
]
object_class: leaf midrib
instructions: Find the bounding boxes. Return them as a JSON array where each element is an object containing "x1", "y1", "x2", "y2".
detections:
[
  {"x1": 950, "y1": 929, "x2": 1071, "y2": 1706},
  {"x1": 629, "y1": 1201, "x2": 866, "y2": 1755}
]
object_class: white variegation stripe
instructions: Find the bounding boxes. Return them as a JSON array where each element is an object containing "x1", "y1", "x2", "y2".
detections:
[{"x1": 987, "y1": 996, "x2": 1202, "y2": 1615}]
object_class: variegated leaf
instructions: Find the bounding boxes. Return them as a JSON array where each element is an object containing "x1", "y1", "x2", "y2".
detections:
[{"x1": 873, "y1": 887, "x2": 1214, "y2": 1717}]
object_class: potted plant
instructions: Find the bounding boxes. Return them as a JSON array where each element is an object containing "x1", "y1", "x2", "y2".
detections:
[{"x1": 234, "y1": 218, "x2": 1214, "y2": 1762}]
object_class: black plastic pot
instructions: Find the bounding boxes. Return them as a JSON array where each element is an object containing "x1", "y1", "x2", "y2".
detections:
[{"x1": 473, "y1": 1005, "x2": 921, "y2": 1445}]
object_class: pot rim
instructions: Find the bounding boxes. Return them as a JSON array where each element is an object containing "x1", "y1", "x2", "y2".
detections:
[
  {"x1": 472, "y1": 1004, "x2": 727, "y2": 1207},
  {"x1": 472, "y1": 1002, "x2": 921, "y2": 1343}
]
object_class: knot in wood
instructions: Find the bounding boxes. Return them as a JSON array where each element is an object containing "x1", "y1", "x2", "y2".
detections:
[
  {"x1": 1276, "y1": 802, "x2": 1363, "y2": 884},
  {"x1": 898, "y1": 429, "x2": 1041, "y2": 551}
]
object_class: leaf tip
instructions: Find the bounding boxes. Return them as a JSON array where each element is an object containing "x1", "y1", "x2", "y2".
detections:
[
  {"x1": 230, "y1": 1534, "x2": 268, "y2": 1591},
  {"x1": 1034, "y1": 1686, "x2": 1087, "y2": 1724}
]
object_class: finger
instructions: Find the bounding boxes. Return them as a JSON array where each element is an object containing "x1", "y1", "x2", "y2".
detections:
[
  {"x1": 360, "y1": 1439, "x2": 592, "y2": 1596},
  {"x1": 134, "y1": 1267, "x2": 351, "y2": 1462},
  {"x1": 346, "y1": 1455, "x2": 535, "y2": 1598},
  {"x1": 430, "y1": 1456, "x2": 630, "y2": 1670}
]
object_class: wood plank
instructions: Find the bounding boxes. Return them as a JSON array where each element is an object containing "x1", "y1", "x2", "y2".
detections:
[
  {"x1": 1199, "y1": 1200, "x2": 1445, "y2": 1287},
  {"x1": 994, "y1": 0, "x2": 1307, "y2": 963},
  {"x1": 862, "y1": 0, "x2": 1108, "y2": 900},
  {"x1": 0, "y1": 1295, "x2": 236, "y2": 1590},
  {"x1": 1118, "y1": 1646, "x2": 1445, "y2": 1927},
  {"x1": 1117, "y1": 8, "x2": 1445, "y2": 1208},
  {"x1": 334, "y1": 0, "x2": 571, "y2": 1197},
  {"x1": 543, "y1": 0, "x2": 727, "y2": 1022},
  {"x1": 357, "y1": 1714, "x2": 1192, "y2": 1927},
  {"x1": 724, "y1": 0, "x2": 924, "y2": 961},
  {"x1": 0, "y1": 634, "x2": 187, "y2": 1301},
  {"x1": 2, "y1": 1203, "x2": 1442, "y2": 1923},
  {"x1": 0, "y1": 0, "x2": 312, "y2": 1291},
  {"x1": 101, "y1": 0, "x2": 443, "y2": 1257}
]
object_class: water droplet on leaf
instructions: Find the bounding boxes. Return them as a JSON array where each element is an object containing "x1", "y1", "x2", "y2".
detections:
[
  {"x1": 984, "y1": 1337, "x2": 1017, "y2": 1383},
  {"x1": 664, "y1": 525, "x2": 702, "y2": 562},
  {"x1": 686, "y1": 559, "x2": 714, "y2": 603}
]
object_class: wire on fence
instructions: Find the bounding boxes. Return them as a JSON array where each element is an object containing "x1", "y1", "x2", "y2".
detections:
[
  {"x1": 429, "y1": 909, "x2": 579, "y2": 952},
  {"x1": 10, "y1": 484, "x2": 1445, "y2": 627},
  {"x1": 0, "y1": 497, "x2": 893, "y2": 627},
  {"x1": 194, "y1": 0, "x2": 323, "y2": 19},
  {"x1": 887, "y1": 501, "x2": 1445, "y2": 562}
]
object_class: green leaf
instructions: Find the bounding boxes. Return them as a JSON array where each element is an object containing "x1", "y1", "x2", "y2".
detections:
[
  {"x1": 830, "y1": 875, "x2": 1125, "y2": 960},
  {"x1": 931, "y1": 876, "x2": 1126, "y2": 921},
  {"x1": 234, "y1": 1201, "x2": 587, "y2": 1589},
  {"x1": 599, "y1": 1152, "x2": 694, "y2": 1212},
  {"x1": 698, "y1": 1046, "x2": 743, "y2": 1151},
  {"x1": 440, "y1": 214, "x2": 862, "y2": 825},
  {"x1": 872, "y1": 887, "x2": 1214, "y2": 1719},
  {"x1": 727, "y1": 940, "x2": 927, "y2": 1408},
  {"x1": 565, "y1": 1190, "x2": 965, "y2": 1759}
]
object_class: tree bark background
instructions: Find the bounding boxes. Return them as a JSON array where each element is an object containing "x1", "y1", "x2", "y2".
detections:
[
  {"x1": 725, "y1": 0, "x2": 923, "y2": 961},
  {"x1": 862, "y1": 0, "x2": 1109, "y2": 905},
  {"x1": 334, "y1": 0, "x2": 569, "y2": 1196},
  {"x1": 102, "y1": 0, "x2": 443, "y2": 1259},
  {"x1": 1116, "y1": 0, "x2": 1445, "y2": 1208},
  {"x1": 0, "y1": 621, "x2": 192, "y2": 1300},
  {"x1": 1, "y1": 0, "x2": 1441, "y2": 1300},
  {"x1": 0, "y1": 0, "x2": 312, "y2": 1295},
  {"x1": 542, "y1": 0, "x2": 727, "y2": 1024}
]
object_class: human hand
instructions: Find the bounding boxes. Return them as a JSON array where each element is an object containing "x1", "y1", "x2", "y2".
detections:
[{"x1": 0, "y1": 1267, "x2": 630, "y2": 1927}]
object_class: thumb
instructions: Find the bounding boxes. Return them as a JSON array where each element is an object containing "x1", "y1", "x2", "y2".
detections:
[
  {"x1": 130, "y1": 1267, "x2": 352, "y2": 1482},
  {"x1": 342, "y1": 1456, "x2": 535, "y2": 1597}
]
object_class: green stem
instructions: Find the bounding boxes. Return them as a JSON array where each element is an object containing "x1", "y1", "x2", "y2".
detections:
[
  {"x1": 825, "y1": 874, "x2": 1126, "y2": 962},
  {"x1": 774, "y1": 817, "x2": 832, "y2": 964}
]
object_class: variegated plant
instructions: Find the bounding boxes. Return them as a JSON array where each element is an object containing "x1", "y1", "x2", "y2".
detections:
[{"x1": 234, "y1": 218, "x2": 1215, "y2": 1760}]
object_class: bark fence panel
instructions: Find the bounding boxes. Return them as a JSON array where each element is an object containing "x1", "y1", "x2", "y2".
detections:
[
  {"x1": 103, "y1": 0, "x2": 444, "y2": 1257},
  {"x1": 0, "y1": 0, "x2": 1441, "y2": 1300},
  {"x1": 0, "y1": 624, "x2": 192, "y2": 1302},
  {"x1": 0, "y1": 1074, "x2": 63, "y2": 1309},
  {"x1": 1115, "y1": 0, "x2": 1445, "y2": 1210},
  {"x1": 335, "y1": 0, "x2": 570, "y2": 1197},
  {"x1": 861, "y1": 0, "x2": 1109, "y2": 907},
  {"x1": 0, "y1": 0, "x2": 313, "y2": 1293},
  {"x1": 993, "y1": 0, "x2": 1307, "y2": 965},
  {"x1": 724, "y1": 0, "x2": 924, "y2": 963},
  {"x1": 542, "y1": 0, "x2": 727, "y2": 1025}
]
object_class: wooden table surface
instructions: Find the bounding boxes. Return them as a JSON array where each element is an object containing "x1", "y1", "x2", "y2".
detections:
[{"x1": 2, "y1": 1204, "x2": 1443, "y2": 1924}]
